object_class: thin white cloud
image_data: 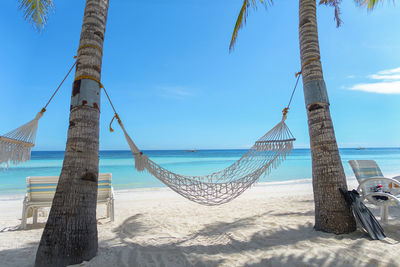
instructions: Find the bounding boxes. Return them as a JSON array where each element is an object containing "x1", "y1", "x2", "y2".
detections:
[
  {"x1": 347, "y1": 67, "x2": 400, "y2": 94},
  {"x1": 346, "y1": 75, "x2": 355, "y2": 79},
  {"x1": 369, "y1": 74, "x2": 400, "y2": 80},
  {"x1": 349, "y1": 81, "x2": 400, "y2": 94},
  {"x1": 156, "y1": 86, "x2": 194, "y2": 99},
  {"x1": 376, "y1": 67, "x2": 400, "y2": 75}
]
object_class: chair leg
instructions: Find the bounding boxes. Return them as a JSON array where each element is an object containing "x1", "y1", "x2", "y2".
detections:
[
  {"x1": 21, "y1": 204, "x2": 28, "y2": 230},
  {"x1": 381, "y1": 205, "x2": 389, "y2": 223},
  {"x1": 110, "y1": 199, "x2": 115, "y2": 222},
  {"x1": 33, "y1": 208, "x2": 38, "y2": 225}
]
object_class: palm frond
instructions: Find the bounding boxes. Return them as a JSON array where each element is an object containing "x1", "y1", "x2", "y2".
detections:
[
  {"x1": 320, "y1": 0, "x2": 343, "y2": 27},
  {"x1": 354, "y1": 0, "x2": 382, "y2": 10},
  {"x1": 18, "y1": 0, "x2": 54, "y2": 31},
  {"x1": 229, "y1": 0, "x2": 272, "y2": 52}
]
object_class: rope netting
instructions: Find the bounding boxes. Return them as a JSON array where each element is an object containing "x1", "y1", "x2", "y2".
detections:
[
  {"x1": 115, "y1": 111, "x2": 295, "y2": 205},
  {"x1": 0, "y1": 111, "x2": 44, "y2": 169},
  {"x1": 0, "y1": 59, "x2": 77, "y2": 171}
]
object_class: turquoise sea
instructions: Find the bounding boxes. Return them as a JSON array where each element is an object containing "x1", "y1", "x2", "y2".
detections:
[{"x1": 0, "y1": 148, "x2": 399, "y2": 196}]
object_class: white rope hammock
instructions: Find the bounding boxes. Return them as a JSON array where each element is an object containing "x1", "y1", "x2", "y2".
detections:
[
  {"x1": 114, "y1": 113, "x2": 295, "y2": 206},
  {"x1": 0, "y1": 60, "x2": 77, "y2": 172},
  {"x1": 0, "y1": 111, "x2": 44, "y2": 171}
]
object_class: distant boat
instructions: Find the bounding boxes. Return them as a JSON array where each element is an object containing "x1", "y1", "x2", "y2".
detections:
[
  {"x1": 185, "y1": 150, "x2": 197, "y2": 152},
  {"x1": 356, "y1": 147, "x2": 366, "y2": 150}
]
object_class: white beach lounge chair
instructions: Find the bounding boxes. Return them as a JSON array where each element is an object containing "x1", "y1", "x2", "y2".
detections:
[
  {"x1": 21, "y1": 173, "x2": 114, "y2": 229},
  {"x1": 348, "y1": 160, "x2": 400, "y2": 222}
]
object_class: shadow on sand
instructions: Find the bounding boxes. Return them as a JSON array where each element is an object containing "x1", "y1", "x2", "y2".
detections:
[
  {"x1": 0, "y1": 241, "x2": 38, "y2": 267},
  {"x1": 89, "y1": 209, "x2": 399, "y2": 267},
  {"x1": 1, "y1": 208, "x2": 399, "y2": 266}
]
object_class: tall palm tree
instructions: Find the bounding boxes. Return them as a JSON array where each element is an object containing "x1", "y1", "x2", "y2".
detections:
[
  {"x1": 19, "y1": 0, "x2": 110, "y2": 266},
  {"x1": 230, "y1": 0, "x2": 356, "y2": 234}
]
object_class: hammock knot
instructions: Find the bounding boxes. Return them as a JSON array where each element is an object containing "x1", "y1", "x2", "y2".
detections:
[
  {"x1": 282, "y1": 107, "x2": 289, "y2": 116},
  {"x1": 109, "y1": 113, "x2": 122, "y2": 132},
  {"x1": 115, "y1": 113, "x2": 121, "y2": 124},
  {"x1": 109, "y1": 114, "x2": 117, "y2": 132},
  {"x1": 282, "y1": 107, "x2": 289, "y2": 121}
]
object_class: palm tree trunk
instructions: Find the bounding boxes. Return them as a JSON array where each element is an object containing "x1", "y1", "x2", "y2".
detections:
[
  {"x1": 298, "y1": 0, "x2": 356, "y2": 234},
  {"x1": 35, "y1": 0, "x2": 109, "y2": 266}
]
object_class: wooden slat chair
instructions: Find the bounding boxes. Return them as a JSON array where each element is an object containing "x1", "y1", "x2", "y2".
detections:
[
  {"x1": 21, "y1": 173, "x2": 114, "y2": 229},
  {"x1": 348, "y1": 160, "x2": 400, "y2": 222}
]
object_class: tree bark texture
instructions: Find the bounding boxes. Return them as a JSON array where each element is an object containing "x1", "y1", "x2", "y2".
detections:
[
  {"x1": 35, "y1": 1, "x2": 109, "y2": 266},
  {"x1": 298, "y1": 0, "x2": 356, "y2": 234}
]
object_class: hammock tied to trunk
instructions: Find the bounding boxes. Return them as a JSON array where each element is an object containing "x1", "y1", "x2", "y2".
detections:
[
  {"x1": 103, "y1": 57, "x2": 321, "y2": 205},
  {"x1": 0, "y1": 59, "x2": 77, "y2": 171}
]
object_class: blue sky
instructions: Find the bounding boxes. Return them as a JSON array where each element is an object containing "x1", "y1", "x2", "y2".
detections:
[{"x1": 0, "y1": 0, "x2": 399, "y2": 150}]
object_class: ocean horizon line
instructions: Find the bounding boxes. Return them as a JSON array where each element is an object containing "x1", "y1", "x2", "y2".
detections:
[{"x1": 30, "y1": 146, "x2": 400, "y2": 153}]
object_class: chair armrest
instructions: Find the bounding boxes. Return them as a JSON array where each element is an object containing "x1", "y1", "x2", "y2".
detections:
[
  {"x1": 357, "y1": 177, "x2": 400, "y2": 191},
  {"x1": 392, "y1": 175, "x2": 400, "y2": 181},
  {"x1": 23, "y1": 194, "x2": 29, "y2": 203},
  {"x1": 362, "y1": 192, "x2": 400, "y2": 206}
]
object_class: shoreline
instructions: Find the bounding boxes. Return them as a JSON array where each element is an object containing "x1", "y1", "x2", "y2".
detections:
[{"x1": 0, "y1": 177, "x2": 362, "y2": 201}]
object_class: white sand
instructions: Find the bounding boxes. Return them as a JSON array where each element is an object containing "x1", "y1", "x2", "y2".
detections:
[{"x1": 1, "y1": 179, "x2": 400, "y2": 267}]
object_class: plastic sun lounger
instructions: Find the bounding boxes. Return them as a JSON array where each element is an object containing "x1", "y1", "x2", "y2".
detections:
[
  {"x1": 21, "y1": 173, "x2": 114, "y2": 229},
  {"x1": 348, "y1": 160, "x2": 400, "y2": 222}
]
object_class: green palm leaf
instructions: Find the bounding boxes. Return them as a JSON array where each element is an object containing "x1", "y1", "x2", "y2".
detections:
[
  {"x1": 230, "y1": 0, "x2": 346, "y2": 52},
  {"x1": 319, "y1": 0, "x2": 343, "y2": 27},
  {"x1": 18, "y1": 0, "x2": 54, "y2": 30},
  {"x1": 354, "y1": 0, "x2": 381, "y2": 9},
  {"x1": 229, "y1": 0, "x2": 272, "y2": 52}
]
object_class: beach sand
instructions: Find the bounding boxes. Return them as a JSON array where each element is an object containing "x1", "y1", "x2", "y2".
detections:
[{"x1": 1, "y1": 179, "x2": 399, "y2": 267}]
